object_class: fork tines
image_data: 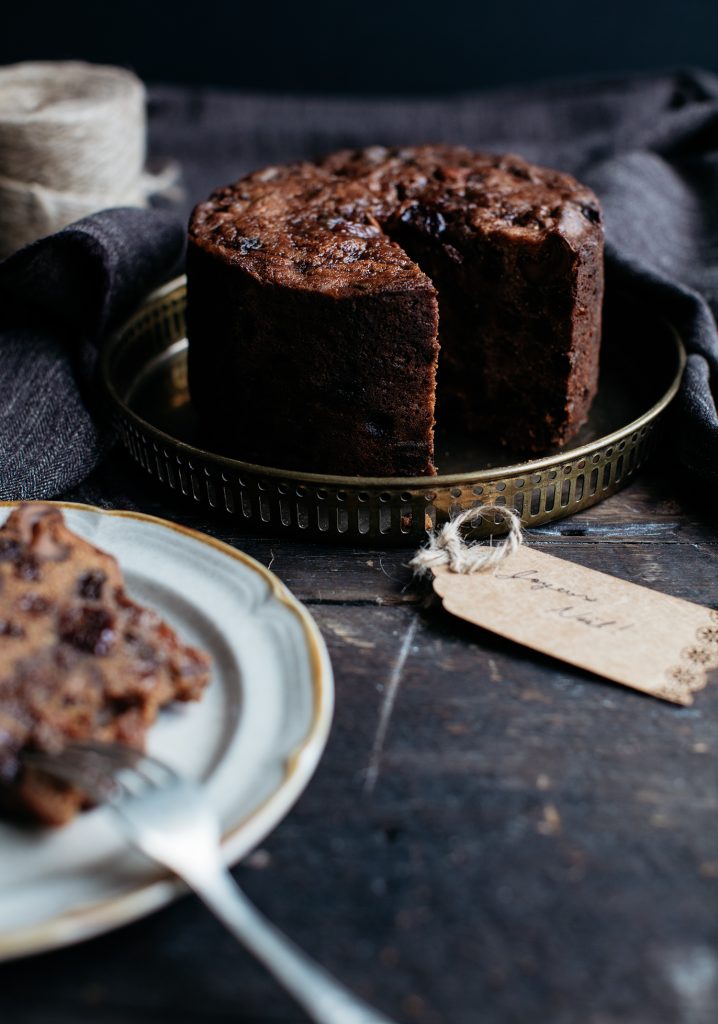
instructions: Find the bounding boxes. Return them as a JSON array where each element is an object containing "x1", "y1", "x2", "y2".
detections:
[{"x1": 23, "y1": 742, "x2": 177, "y2": 802}]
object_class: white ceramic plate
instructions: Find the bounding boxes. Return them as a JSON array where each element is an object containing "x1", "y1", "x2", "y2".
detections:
[{"x1": 0, "y1": 502, "x2": 333, "y2": 961}]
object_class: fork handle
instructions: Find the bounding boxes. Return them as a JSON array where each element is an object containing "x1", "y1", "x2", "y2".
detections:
[{"x1": 189, "y1": 868, "x2": 398, "y2": 1024}]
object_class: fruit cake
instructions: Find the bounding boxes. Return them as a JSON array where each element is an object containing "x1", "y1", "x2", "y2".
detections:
[
  {"x1": 187, "y1": 145, "x2": 604, "y2": 476},
  {"x1": 0, "y1": 504, "x2": 210, "y2": 824}
]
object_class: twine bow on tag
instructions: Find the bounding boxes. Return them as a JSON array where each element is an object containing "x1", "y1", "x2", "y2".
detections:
[{"x1": 409, "y1": 504, "x2": 524, "y2": 576}]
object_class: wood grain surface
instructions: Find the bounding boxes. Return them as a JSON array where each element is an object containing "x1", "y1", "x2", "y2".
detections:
[{"x1": 2, "y1": 455, "x2": 717, "y2": 1024}]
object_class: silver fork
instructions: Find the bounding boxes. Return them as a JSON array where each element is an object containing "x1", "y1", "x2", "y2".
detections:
[{"x1": 26, "y1": 742, "x2": 397, "y2": 1024}]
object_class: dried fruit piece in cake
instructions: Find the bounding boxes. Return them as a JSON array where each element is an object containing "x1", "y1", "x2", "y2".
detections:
[{"x1": 0, "y1": 503, "x2": 211, "y2": 825}]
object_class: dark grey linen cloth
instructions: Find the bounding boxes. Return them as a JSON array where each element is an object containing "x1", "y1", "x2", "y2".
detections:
[{"x1": 1, "y1": 69, "x2": 716, "y2": 499}]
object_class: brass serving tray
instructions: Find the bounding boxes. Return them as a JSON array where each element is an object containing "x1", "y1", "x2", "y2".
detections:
[{"x1": 101, "y1": 276, "x2": 685, "y2": 545}]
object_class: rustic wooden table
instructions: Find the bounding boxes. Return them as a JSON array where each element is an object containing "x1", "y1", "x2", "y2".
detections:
[{"x1": 2, "y1": 454, "x2": 717, "y2": 1024}]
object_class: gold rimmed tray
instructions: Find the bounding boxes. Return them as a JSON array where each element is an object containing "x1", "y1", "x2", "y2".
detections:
[{"x1": 100, "y1": 276, "x2": 685, "y2": 545}]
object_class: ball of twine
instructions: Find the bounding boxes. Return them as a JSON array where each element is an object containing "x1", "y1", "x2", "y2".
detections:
[{"x1": 0, "y1": 61, "x2": 176, "y2": 259}]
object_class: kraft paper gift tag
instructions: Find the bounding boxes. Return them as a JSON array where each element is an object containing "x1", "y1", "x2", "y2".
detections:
[{"x1": 411, "y1": 507, "x2": 718, "y2": 705}]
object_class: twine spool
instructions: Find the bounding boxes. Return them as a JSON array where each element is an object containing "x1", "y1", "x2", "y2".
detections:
[
  {"x1": 0, "y1": 61, "x2": 173, "y2": 259},
  {"x1": 410, "y1": 505, "x2": 524, "y2": 576}
]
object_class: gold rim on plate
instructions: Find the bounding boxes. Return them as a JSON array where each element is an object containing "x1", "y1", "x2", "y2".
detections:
[{"x1": 0, "y1": 501, "x2": 334, "y2": 961}]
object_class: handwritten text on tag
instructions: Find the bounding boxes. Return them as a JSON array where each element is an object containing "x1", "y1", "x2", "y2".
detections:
[{"x1": 432, "y1": 547, "x2": 718, "y2": 704}]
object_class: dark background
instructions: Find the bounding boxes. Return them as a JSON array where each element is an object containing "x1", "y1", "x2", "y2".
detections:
[{"x1": 3, "y1": 0, "x2": 717, "y2": 94}]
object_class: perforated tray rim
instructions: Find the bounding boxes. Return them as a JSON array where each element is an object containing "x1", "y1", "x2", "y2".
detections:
[{"x1": 100, "y1": 277, "x2": 686, "y2": 545}]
